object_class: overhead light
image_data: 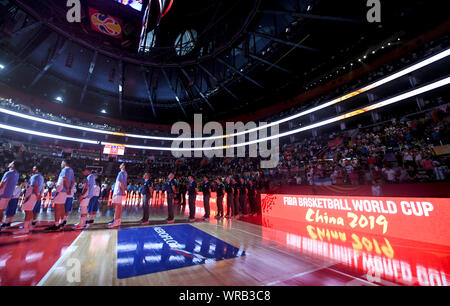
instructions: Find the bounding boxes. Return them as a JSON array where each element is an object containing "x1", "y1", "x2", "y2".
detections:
[
  {"x1": 101, "y1": 109, "x2": 107, "y2": 114},
  {"x1": 0, "y1": 64, "x2": 4, "y2": 69},
  {"x1": 0, "y1": 77, "x2": 448, "y2": 151},
  {"x1": 55, "y1": 96, "x2": 63, "y2": 102}
]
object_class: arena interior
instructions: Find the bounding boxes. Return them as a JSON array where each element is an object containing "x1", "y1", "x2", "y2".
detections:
[{"x1": 0, "y1": 0, "x2": 449, "y2": 290}]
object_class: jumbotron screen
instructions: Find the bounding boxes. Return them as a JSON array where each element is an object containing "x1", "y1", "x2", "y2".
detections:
[
  {"x1": 103, "y1": 144, "x2": 125, "y2": 155},
  {"x1": 113, "y1": 0, "x2": 143, "y2": 11}
]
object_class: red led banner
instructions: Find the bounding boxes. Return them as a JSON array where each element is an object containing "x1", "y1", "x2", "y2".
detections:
[
  {"x1": 261, "y1": 194, "x2": 450, "y2": 246},
  {"x1": 261, "y1": 216, "x2": 450, "y2": 286}
]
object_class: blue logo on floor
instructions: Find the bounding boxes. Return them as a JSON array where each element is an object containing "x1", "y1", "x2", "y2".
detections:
[{"x1": 117, "y1": 224, "x2": 246, "y2": 279}]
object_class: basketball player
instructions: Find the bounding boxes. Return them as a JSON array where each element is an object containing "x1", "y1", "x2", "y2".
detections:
[
  {"x1": 108, "y1": 163, "x2": 127, "y2": 228},
  {"x1": 45, "y1": 160, "x2": 74, "y2": 231},
  {"x1": 0, "y1": 161, "x2": 20, "y2": 228},
  {"x1": 215, "y1": 178, "x2": 224, "y2": 219},
  {"x1": 178, "y1": 178, "x2": 187, "y2": 206},
  {"x1": 61, "y1": 182, "x2": 77, "y2": 226},
  {"x1": 140, "y1": 173, "x2": 152, "y2": 225},
  {"x1": 239, "y1": 177, "x2": 248, "y2": 216},
  {"x1": 1, "y1": 182, "x2": 22, "y2": 229},
  {"x1": 15, "y1": 167, "x2": 44, "y2": 234},
  {"x1": 32, "y1": 175, "x2": 45, "y2": 226},
  {"x1": 165, "y1": 173, "x2": 176, "y2": 224},
  {"x1": 202, "y1": 176, "x2": 211, "y2": 220},
  {"x1": 74, "y1": 167, "x2": 95, "y2": 230},
  {"x1": 187, "y1": 176, "x2": 197, "y2": 222},
  {"x1": 247, "y1": 179, "x2": 257, "y2": 216},
  {"x1": 224, "y1": 177, "x2": 234, "y2": 218},
  {"x1": 87, "y1": 179, "x2": 101, "y2": 224}
]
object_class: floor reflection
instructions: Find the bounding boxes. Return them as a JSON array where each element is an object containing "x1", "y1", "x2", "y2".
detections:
[
  {"x1": 241, "y1": 215, "x2": 450, "y2": 286},
  {"x1": 116, "y1": 224, "x2": 245, "y2": 279}
]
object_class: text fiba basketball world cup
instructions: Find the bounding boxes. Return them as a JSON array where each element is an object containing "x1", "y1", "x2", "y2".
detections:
[{"x1": 170, "y1": 114, "x2": 280, "y2": 169}]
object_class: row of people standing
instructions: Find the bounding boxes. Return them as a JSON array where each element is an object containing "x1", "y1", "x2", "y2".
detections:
[{"x1": 137, "y1": 173, "x2": 259, "y2": 225}]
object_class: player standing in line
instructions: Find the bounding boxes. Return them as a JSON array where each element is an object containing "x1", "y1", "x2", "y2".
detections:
[
  {"x1": 108, "y1": 163, "x2": 127, "y2": 229},
  {"x1": 202, "y1": 176, "x2": 211, "y2": 221},
  {"x1": 165, "y1": 173, "x2": 176, "y2": 224},
  {"x1": 2, "y1": 182, "x2": 22, "y2": 229},
  {"x1": 187, "y1": 175, "x2": 197, "y2": 222},
  {"x1": 15, "y1": 167, "x2": 44, "y2": 234},
  {"x1": 225, "y1": 177, "x2": 234, "y2": 218},
  {"x1": 32, "y1": 174, "x2": 45, "y2": 226},
  {"x1": 87, "y1": 179, "x2": 101, "y2": 225},
  {"x1": 215, "y1": 178, "x2": 224, "y2": 219},
  {"x1": 239, "y1": 177, "x2": 248, "y2": 217},
  {"x1": 247, "y1": 179, "x2": 257, "y2": 216},
  {"x1": 0, "y1": 161, "x2": 20, "y2": 228},
  {"x1": 61, "y1": 182, "x2": 77, "y2": 227},
  {"x1": 74, "y1": 167, "x2": 95, "y2": 230},
  {"x1": 45, "y1": 160, "x2": 74, "y2": 231},
  {"x1": 140, "y1": 173, "x2": 153, "y2": 225}
]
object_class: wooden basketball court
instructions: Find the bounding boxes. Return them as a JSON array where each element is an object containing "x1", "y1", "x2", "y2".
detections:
[{"x1": 0, "y1": 200, "x2": 448, "y2": 286}]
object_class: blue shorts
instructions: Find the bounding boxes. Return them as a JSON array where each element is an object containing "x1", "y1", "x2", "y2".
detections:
[
  {"x1": 6, "y1": 198, "x2": 19, "y2": 217},
  {"x1": 33, "y1": 200, "x2": 42, "y2": 214},
  {"x1": 88, "y1": 196, "x2": 99, "y2": 213},
  {"x1": 64, "y1": 197, "x2": 74, "y2": 213}
]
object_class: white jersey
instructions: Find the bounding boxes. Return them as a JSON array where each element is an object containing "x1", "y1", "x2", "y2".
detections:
[
  {"x1": 12, "y1": 185, "x2": 21, "y2": 199},
  {"x1": 67, "y1": 185, "x2": 77, "y2": 199},
  {"x1": 93, "y1": 185, "x2": 101, "y2": 197}
]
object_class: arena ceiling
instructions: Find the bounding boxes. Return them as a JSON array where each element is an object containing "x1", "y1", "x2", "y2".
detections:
[{"x1": 0, "y1": 0, "x2": 447, "y2": 124}]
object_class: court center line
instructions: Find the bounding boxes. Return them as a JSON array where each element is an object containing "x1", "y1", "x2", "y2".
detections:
[
  {"x1": 264, "y1": 263, "x2": 336, "y2": 286},
  {"x1": 325, "y1": 267, "x2": 379, "y2": 286}
]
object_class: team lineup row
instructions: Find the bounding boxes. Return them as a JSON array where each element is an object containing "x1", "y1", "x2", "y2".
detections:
[{"x1": 0, "y1": 159, "x2": 260, "y2": 234}]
